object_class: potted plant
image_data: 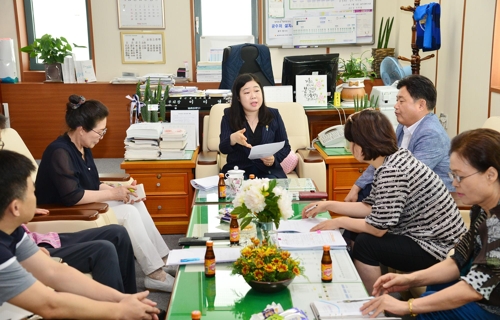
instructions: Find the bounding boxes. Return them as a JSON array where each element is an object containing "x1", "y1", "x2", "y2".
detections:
[
  {"x1": 231, "y1": 236, "x2": 304, "y2": 293},
  {"x1": 337, "y1": 51, "x2": 377, "y2": 104},
  {"x1": 372, "y1": 17, "x2": 395, "y2": 77},
  {"x1": 20, "y1": 34, "x2": 85, "y2": 82}
]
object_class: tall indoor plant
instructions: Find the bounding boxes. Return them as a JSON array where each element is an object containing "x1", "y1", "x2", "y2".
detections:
[
  {"x1": 372, "y1": 17, "x2": 395, "y2": 77},
  {"x1": 20, "y1": 34, "x2": 85, "y2": 82}
]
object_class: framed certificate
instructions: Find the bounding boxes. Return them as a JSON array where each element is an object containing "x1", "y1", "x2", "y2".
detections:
[
  {"x1": 120, "y1": 31, "x2": 165, "y2": 64},
  {"x1": 117, "y1": 0, "x2": 165, "y2": 29}
]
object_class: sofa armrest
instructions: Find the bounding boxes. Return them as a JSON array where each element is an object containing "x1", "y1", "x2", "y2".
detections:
[
  {"x1": 197, "y1": 151, "x2": 218, "y2": 165},
  {"x1": 99, "y1": 173, "x2": 131, "y2": 181},
  {"x1": 30, "y1": 209, "x2": 100, "y2": 222},
  {"x1": 38, "y1": 202, "x2": 109, "y2": 214},
  {"x1": 297, "y1": 149, "x2": 323, "y2": 163}
]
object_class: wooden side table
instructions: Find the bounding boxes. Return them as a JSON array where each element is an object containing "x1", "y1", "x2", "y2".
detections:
[{"x1": 120, "y1": 149, "x2": 198, "y2": 234}]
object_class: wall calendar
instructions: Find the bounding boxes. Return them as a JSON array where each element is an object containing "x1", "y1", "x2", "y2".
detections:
[
  {"x1": 117, "y1": 0, "x2": 165, "y2": 29},
  {"x1": 121, "y1": 31, "x2": 165, "y2": 64}
]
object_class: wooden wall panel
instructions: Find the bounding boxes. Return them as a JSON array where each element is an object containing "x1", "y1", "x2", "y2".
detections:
[{"x1": 0, "y1": 82, "x2": 135, "y2": 158}]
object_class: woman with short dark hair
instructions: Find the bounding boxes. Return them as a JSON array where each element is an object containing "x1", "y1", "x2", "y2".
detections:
[
  {"x1": 302, "y1": 109, "x2": 466, "y2": 293},
  {"x1": 363, "y1": 128, "x2": 500, "y2": 319}
]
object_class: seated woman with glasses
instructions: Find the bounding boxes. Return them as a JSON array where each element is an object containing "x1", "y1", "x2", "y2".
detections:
[
  {"x1": 302, "y1": 109, "x2": 467, "y2": 294},
  {"x1": 35, "y1": 94, "x2": 176, "y2": 293},
  {"x1": 362, "y1": 128, "x2": 500, "y2": 319}
]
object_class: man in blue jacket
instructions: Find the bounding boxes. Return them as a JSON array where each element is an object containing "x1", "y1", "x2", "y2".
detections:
[{"x1": 345, "y1": 74, "x2": 453, "y2": 202}]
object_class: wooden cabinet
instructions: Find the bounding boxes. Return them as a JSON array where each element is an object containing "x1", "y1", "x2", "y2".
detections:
[
  {"x1": 314, "y1": 149, "x2": 368, "y2": 201},
  {"x1": 120, "y1": 149, "x2": 198, "y2": 234}
]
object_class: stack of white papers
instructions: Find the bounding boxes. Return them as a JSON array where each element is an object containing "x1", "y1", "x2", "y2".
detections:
[
  {"x1": 191, "y1": 175, "x2": 219, "y2": 190},
  {"x1": 277, "y1": 218, "x2": 327, "y2": 233},
  {"x1": 277, "y1": 230, "x2": 346, "y2": 250},
  {"x1": 126, "y1": 122, "x2": 162, "y2": 140}
]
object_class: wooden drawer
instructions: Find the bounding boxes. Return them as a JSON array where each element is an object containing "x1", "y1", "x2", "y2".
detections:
[
  {"x1": 332, "y1": 167, "x2": 367, "y2": 189},
  {"x1": 333, "y1": 190, "x2": 350, "y2": 202},
  {"x1": 144, "y1": 196, "x2": 190, "y2": 218},
  {"x1": 135, "y1": 173, "x2": 189, "y2": 195}
]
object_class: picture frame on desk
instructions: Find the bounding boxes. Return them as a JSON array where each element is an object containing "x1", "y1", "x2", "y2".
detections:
[
  {"x1": 117, "y1": 0, "x2": 165, "y2": 29},
  {"x1": 120, "y1": 31, "x2": 166, "y2": 64}
]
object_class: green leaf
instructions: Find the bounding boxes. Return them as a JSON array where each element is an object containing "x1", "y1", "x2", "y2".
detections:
[{"x1": 239, "y1": 216, "x2": 254, "y2": 230}]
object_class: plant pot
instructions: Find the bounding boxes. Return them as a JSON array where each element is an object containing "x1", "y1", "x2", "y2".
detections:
[
  {"x1": 340, "y1": 78, "x2": 366, "y2": 102},
  {"x1": 44, "y1": 63, "x2": 63, "y2": 82},
  {"x1": 246, "y1": 278, "x2": 294, "y2": 293},
  {"x1": 371, "y1": 48, "x2": 395, "y2": 78}
]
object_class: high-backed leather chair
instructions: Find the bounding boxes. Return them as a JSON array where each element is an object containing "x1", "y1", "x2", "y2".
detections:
[
  {"x1": 219, "y1": 43, "x2": 275, "y2": 89},
  {"x1": 1, "y1": 127, "x2": 119, "y2": 233},
  {"x1": 195, "y1": 102, "x2": 327, "y2": 192}
]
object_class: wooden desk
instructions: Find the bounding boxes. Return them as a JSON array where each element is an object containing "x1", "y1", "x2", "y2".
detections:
[
  {"x1": 120, "y1": 149, "x2": 198, "y2": 234},
  {"x1": 314, "y1": 146, "x2": 368, "y2": 201}
]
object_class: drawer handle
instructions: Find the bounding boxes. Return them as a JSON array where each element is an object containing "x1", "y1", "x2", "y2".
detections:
[
  {"x1": 359, "y1": 168, "x2": 364, "y2": 173},
  {"x1": 156, "y1": 182, "x2": 161, "y2": 187},
  {"x1": 157, "y1": 174, "x2": 162, "y2": 179},
  {"x1": 157, "y1": 205, "x2": 162, "y2": 210}
]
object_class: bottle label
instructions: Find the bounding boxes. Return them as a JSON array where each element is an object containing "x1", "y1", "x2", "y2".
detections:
[
  {"x1": 230, "y1": 228, "x2": 240, "y2": 242},
  {"x1": 321, "y1": 264, "x2": 333, "y2": 281},
  {"x1": 219, "y1": 186, "x2": 226, "y2": 198},
  {"x1": 205, "y1": 258, "x2": 216, "y2": 275}
]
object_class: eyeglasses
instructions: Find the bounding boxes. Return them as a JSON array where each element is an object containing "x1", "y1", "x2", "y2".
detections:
[
  {"x1": 91, "y1": 128, "x2": 107, "y2": 138},
  {"x1": 448, "y1": 171, "x2": 480, "y2": 183}
]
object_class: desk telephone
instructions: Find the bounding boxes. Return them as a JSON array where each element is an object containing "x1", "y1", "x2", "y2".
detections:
[{"x1": 318, "y1": 125, "x2": 345, "y2": 148}]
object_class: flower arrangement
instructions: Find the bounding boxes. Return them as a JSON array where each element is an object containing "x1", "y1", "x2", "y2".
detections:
[
  {"x1": 231, "y1": 178, "x2": 293, "y2": 241},
  {"x1": 231, "y1": 237, "x2": 304, "y2": 283},
  {"x1": 337, "y1": 51, "x2": 377, "y2": 82}
]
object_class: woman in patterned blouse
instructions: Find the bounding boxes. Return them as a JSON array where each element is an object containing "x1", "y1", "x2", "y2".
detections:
[
  {"x1": 363, "y1": 128, "x2": 500, "y2": 319},
  {"x1": 302, "y1": 109, "x2": 466, "y2": 294}
]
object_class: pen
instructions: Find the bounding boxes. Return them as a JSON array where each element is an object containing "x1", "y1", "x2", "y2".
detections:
[
  {"x1": 341, "y1": 297, "x2": 373, "y2": 303},
  {"x1": 305, "y1": 204, "x2": 318, "y2": 213},
  {"x1": 180, "y1": 258, "x2": 201, "y2": 263}
]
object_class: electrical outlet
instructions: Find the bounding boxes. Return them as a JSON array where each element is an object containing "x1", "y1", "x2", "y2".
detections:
[{"x1": 439, "y1": 113, "x2": 448, "y2": 129}]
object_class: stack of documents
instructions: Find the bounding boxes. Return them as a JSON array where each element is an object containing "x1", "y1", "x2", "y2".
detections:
[
  {"x1": 124, "y1": 122, "x2": 162, "y2": 160},
  {"x1": 310, "y1": 298, "x2": 397, "y2": 319},
  {"x1": 159, "y1": 128, "x2": 188, "y2": 159},
  {"x1": 197, "y1": 61, "x2": 222, "y2": 82},
  {"x1": 277, "y1": 229, "x2": 346, "y2": 250},
  {"x1": 191, "y1": 175, "x2": 219, "y2": 190}
]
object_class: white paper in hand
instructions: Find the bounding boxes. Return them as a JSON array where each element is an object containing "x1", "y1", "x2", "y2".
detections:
[
  {"x1": 128, "y1": 184, "x2": 146, "y2": 203},
  {"x1": 248, "y1": 141, "x2": 285, "y2": 159}
]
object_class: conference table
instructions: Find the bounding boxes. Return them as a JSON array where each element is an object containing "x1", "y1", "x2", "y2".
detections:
[{"x1": 166, "y1": 199, "x2": 371, "y2": 319}]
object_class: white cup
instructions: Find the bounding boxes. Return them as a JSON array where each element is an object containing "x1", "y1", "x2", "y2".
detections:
[{"x1": 225, "y1": 166, "x2": 245, "y2": 195}]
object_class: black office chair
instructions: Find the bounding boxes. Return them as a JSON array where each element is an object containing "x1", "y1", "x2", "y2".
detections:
[{"x1": 219, "y1": 43, "x2": 275, "y2": 89}]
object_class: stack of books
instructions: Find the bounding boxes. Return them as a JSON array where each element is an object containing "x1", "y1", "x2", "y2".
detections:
[
  {"x1": 159, "y1": 128, "x2": 187, "y2": 159},
  {"x1": 124, "y1": 122, "x2": 162, "y2": 160},
  {"x1": 197, "y1": 61, "x2": 222, "y2": 82}
]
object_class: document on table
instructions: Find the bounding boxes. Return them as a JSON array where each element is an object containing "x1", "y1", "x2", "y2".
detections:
[
  {"x1": 277, "y1": 218, "x2": 327, "y2": 233},
  {"x1": 277, "y1": 229, "x2": 347, "y2": 250},
  {"x1": 166, "y1": 247, "x2": 241, "y2": 265},
  {"x1": 191, "y1": 175, "x2": 219, "y2": 190},
  {"x1": 248, "y1": 141, "x2": 285, "y2": 159}
]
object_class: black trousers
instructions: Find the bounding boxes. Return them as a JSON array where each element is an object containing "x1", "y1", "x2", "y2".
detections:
[
  {"x1": 40, "y1": 224, "x2": 137, "y2": 293},
  {"x1": 352, "y1": 232, "x2": 440, "y2": 272}
]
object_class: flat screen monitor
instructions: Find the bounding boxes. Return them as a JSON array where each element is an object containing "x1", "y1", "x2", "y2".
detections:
[{"x1": 281, "y1": 54, "x2": 339, "y2": 103}]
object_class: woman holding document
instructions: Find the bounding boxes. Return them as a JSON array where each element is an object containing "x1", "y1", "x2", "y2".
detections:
[
  {"x1": 302, "y1": 109, "x2": 466, "y2": 294},
  {"x1": 35, "y1": 95, "x2": 176, "y2": 293},
  {"x1": 219, "y1": 73, "x2": 292, "y2": 178}
]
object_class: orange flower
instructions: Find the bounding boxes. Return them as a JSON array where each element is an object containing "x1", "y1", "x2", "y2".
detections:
[
  {"x1": 251, "y1": 237, "x2": 260, "y2": 246},
  {"x1": 254, "y1": 269, "x2": 264, "y2": 280},
  {"x1": 272, "y1": 258, "x2": 280, "y2": 265},
  {"x1": 264, "y1": 264, "x2": 276, "y2": 273},
  {"x1": 242, "y1": 265, "x2": 250, "y2": 275},
  {"x1": 255, "y1": 259, "x2": 265, "y2": 269},
  {"x1": 292, "y1": 266, "x2": 301, "y2": 276},
  {"x1": 281, "y1": 251, "x2": 291, "y2": 259},
  {"x1": 241, "y1": 246, "x2": 253, "y2": 258},
  {"x1": 277, "y1": 264, "x2": 288, "y2": 272}
]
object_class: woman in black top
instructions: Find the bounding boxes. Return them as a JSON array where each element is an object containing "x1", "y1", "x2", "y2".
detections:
[
  {"x1": 219, "y1": 73, "x2": 292, "y2": 178},
  {"x1": 35, "y1": 95, "x2": 175, "y2": 293}
]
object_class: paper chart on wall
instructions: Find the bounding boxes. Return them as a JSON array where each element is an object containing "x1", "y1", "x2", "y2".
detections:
[{"x1": 295, "y1": 75, "x2": 328, "y2": 106}]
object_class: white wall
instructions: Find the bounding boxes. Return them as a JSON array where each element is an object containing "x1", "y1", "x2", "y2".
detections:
[{"x1": 1, "y1": 0, "x2": 497, "y2": 137}]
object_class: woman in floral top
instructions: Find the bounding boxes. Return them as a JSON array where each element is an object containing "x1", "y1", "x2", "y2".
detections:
[{"x1": 362, "y1": 128, "x2": 500, "y2": 319}]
